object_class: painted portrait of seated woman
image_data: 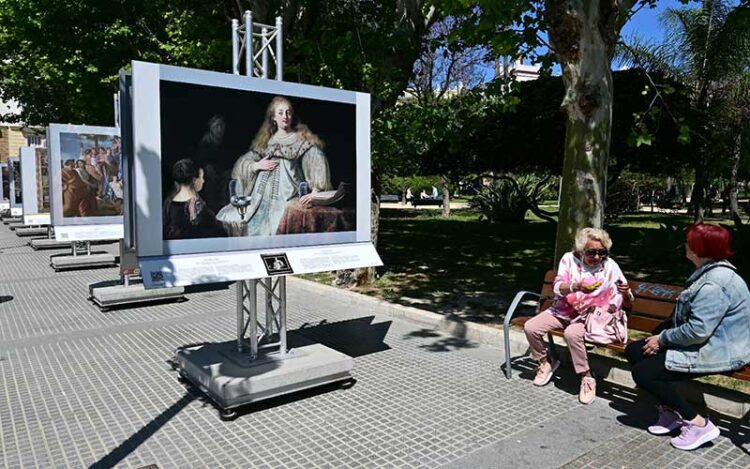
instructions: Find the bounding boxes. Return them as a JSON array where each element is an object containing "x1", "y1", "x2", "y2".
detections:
[{"x1": 216, "y1": 96, "x2": 335, "y2": 236}]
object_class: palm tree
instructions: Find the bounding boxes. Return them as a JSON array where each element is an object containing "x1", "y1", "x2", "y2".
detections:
[{"x1": 619, "y1": 0, "x2": 750, "y2": 222}]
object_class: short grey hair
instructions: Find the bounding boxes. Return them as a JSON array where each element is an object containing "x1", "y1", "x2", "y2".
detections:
[{"x1": 574, "y1": 227, "x2": 613, "y2": 253}]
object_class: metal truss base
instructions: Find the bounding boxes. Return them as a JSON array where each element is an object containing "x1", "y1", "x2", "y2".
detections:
[
  {"x1": 50, "y1": 253, "x2": 117, "y2": 271},
  {"x1": 174, "y1": 339, "x2": 353, "y2": 411},
  {"x1": 89, "y1": 280, "x2": 185, "y2": 311},
  {"x1": 30, "y1": 239, "x2": 71, "y2": 250},
  {"x1": 15, "y1": 227, "x2": 48, "y2": 237}
]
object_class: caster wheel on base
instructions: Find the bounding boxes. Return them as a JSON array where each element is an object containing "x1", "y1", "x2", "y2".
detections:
[{"x1": 219, "y1": 408, "x2": 238, "y2": 421}]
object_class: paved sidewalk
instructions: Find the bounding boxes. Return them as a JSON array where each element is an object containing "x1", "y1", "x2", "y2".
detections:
[{"x1": 0, "y1": 222, "x2": 747, "y2": 468}]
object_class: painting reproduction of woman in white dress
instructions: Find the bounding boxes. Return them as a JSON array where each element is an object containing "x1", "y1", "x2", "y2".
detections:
[{"x1": 216, "y1": 96, "x2": 333, "y2": 236}]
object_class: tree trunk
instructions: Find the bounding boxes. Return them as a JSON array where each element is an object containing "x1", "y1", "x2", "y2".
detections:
[
  {"x1": 441, "y1": 174, "x2": 451, "y2": 217},
  {"x1": 547, "y1": 1, "x2": 625, "y2": 264},
  {"x1": 729, "y1": 132, "x2": 743, "y2": 226},
  {"x1": 691, "y1": 154, "x2": 707, "y2": 223}
]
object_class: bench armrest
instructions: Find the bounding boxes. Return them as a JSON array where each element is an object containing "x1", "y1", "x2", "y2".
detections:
[{"x1": 503, "y1": 290, "x2": 542, "y2": 379}]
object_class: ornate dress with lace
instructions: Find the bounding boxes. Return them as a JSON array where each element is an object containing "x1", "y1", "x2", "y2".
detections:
[{"x1": 216, "y1": 132, "x2": 332, "y2": 236}]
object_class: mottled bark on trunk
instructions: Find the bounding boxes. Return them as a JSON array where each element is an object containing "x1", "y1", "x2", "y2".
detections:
[
  {"x1": 548, "y1": 1, "x2": 623, "y2": 264},
  {"x1": 441, "y1": 174, "x2": 451, "y2": 217}
]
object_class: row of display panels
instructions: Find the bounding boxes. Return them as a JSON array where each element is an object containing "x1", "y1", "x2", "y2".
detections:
[
  {"x1": 0, "y1": 159, "x2": 23, "y2": 215},
  {"x1": 3, "y1": 60, "x2": 381, "y2": 286}
]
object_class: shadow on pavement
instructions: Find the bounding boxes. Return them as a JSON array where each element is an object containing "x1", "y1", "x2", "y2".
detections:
[
  {"x1": 402, "y1": 328, "x2": 479, "y2": 352},
  {"x1": 510, "y1": 357, "x2": 750, "y2": 455},
  {"x1": 0, "y1": 295, "x2": 13, "y2": 304},
  {"x1": 293, "y1": 315, "x2": 391, "y2": 358},
  {"x1": 89, "y1": 391, "x2": 198, "y2": 469}
]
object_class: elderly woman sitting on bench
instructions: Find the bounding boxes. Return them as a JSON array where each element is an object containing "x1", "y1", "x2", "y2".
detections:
[
  {"x1": 625, "y1": 223, "x2": 750, "y2": 451},
  {"x1": 523, "y1": 227, "x2": 632, "y2": 404}
]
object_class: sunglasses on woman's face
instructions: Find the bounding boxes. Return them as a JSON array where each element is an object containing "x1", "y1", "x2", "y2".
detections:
[{"x1": 584, "y1": 249, "x2": 608, "y2": 257}]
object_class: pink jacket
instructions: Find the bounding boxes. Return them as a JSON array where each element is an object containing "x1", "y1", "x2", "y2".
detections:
[{"x1": 551, "y1": 252, "x2": 630, "y2": 318}]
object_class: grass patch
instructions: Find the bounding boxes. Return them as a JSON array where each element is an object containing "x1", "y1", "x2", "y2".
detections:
[{"x1": 313, "y1": 207, "x2": 750, "y2": 324}]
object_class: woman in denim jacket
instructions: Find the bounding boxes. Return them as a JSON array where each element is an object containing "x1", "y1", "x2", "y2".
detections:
[{"x1": 625, "y1": 223, "x2": 750, "y2": 451}]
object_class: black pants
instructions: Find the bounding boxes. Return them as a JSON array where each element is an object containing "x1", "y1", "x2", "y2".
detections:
[{"x1": 625, "y1": 339, "x2": 705, "y2": 421}]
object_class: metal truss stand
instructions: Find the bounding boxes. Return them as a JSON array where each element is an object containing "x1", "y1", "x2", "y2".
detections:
[
  {"x1": 231, "y1": 11, "x2": 283, "y2": 79},
  {"x1": 172, "y1": 14, "x2": 353, "y2": 420},
  {"x1": 30, "y1": 226, "x2": 70, "y2": 250},
  {"x1": 14, "y1": 224, "x2": 49, "y2": 237},
  {"x1": 174, "y1": 276, "x2": 353, "y2": 419},
  {"x1": 236, "y1": 278, "x2": 288, "y2": 360}
]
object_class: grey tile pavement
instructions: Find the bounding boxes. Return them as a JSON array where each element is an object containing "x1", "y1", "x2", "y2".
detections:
[{"x1": 0, "y1": 221, "x2": 748, "y2": 468}]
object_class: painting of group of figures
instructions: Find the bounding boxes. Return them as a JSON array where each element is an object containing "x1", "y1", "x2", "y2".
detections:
[
  {"x1": 59, "y1": 132, "x2": 123, "y2": 217},
  {"x1": 159, "y1": 81, "x2": 357, "y2": 242},
  {"x1": 35, "y1": 148, "x2": 50, "y2": 211}
]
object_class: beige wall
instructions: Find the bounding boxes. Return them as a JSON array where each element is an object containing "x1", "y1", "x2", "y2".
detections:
[{"x1": 0, "y1": 125, "x2": 27, "y2": 163}]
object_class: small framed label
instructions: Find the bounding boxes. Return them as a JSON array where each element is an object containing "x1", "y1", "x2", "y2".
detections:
[{"x1": 261, "y1": 253, "x2": 294, "y2": 276}]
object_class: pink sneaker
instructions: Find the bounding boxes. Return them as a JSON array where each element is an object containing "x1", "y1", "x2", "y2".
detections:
[
  {"x1": 670, "y1": 418, "x2": 720, "y2": 451},
  {"x1": 533, "y1": 360, "x2": 559, "y2": 386},
  {"x1": 579, "y1": 376, "x2": 596, "y2": 404},
  {"x1": 648, "y1": 406, "x2": 682, "y2": 435}
]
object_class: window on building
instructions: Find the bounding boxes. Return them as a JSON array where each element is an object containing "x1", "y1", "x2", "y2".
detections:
[{"x1": 26, "y1": 134, "x2": 44, "y2": 147}]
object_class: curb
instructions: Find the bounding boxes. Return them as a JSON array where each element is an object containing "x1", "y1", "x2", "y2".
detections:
[{"x1": 289, "y1": 276, "x2": 750, "y2": 419}]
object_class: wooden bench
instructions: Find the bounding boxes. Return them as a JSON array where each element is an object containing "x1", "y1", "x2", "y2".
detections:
[
  {"x1": 411, "y1": 198, "x2": 443, "y2": 207},
  {"x1": 502, "y1": 270, "x2": 750, "y2": 381},
  {"x1": 380, "y1": 194, "x2": 401, "y2": 203}
]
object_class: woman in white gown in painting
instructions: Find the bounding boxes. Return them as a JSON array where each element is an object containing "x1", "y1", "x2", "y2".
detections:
[{"x1": 216, "y1": 96, "x2": 333, "y2": 236}]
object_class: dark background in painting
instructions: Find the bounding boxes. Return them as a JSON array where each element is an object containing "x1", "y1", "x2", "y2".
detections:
[
  {"x1": 1, "y1": 167, "x2": 8, "y2": 200},
  {"x1": 11, "y1": 161, "x2": 22, "y2": 203},
  {"x1": 159, "y1": 80, "x2": 358, "y2": 218}
]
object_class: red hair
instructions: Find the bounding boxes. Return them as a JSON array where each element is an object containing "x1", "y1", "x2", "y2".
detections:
[{"x1": 686, "y1": 223, "x2": 734, "y2": 260}]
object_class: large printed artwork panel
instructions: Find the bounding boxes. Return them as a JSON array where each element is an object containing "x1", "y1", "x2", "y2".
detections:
[
  {"x1": 47, "y1": 124, "x2": 122, "y2": 226},
  {"x1": 36, "y1": 148, "x2": 50, "y2": 212},
  {"x1": 159, "y1": 81, "x2": 357, "y2": 242},
  {"x1": 1, "y1": 164, "x2": 8, "y2": 201},
  {"x1": 131, "y1": 61, "x2": 372, "y2": 258},
  {"x1": 11, "y1": 159, "x2": 22, "y2": 204},
  {"x1": 59, "y1": 132, "x2": 122, "y2": 217}
]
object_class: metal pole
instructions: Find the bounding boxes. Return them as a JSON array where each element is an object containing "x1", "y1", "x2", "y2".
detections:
[
  {"x1": 236, "y1": 281, "x2": 244, "y2": 353},
  {"x1": 86, "y1": 241, "x2": 91, "y2": 256},
  {"x1": 113, "y1": 93, "x2": 120, "y2": 128},
  {"x1": 249, "y1": 280, "x2": 258, "y2": 359},
  {"x1": 261, "y1": 27, "x2": 269, "y2": 79},
  {"x1": 264, "y1": 277, "x2": 273, "y2": 336},
  {"x1": 232, "y1": 19, "x2": 240, "y2": 75},
  {"x1": 275, "y1": 17, "x2": 283, "y2": 80},
  {"x1": 244, "y1": 11, "x2": 253, "y2": 77},
  {"x1": 71, "y1": 242, "x2": 77, "y2": 257},
  {"x1": 279, "y1": 276, "x2": 287, "y2": 354}
]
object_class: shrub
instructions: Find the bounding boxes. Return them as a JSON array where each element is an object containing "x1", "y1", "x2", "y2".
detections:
[{"x1": 468, "y1": 174, "x2": 548, "y2": 223}]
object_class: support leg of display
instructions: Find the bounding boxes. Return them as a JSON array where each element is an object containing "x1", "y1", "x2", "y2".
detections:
[
  {"x1": 50, "y1": 241, "x2": 117, "y2": 271},
  {"x1": 174, "y1": 276, "x2": 353, "y2": 418},
  {"x1": 88, "y1": 240, "x2": 185, "y2": 311},
  {"x1": 15, "y1": 226, "x2": 49, "y2": 237},
  {"x1": 30, "y1": 231, "x2": 73, "y2": 250}
]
